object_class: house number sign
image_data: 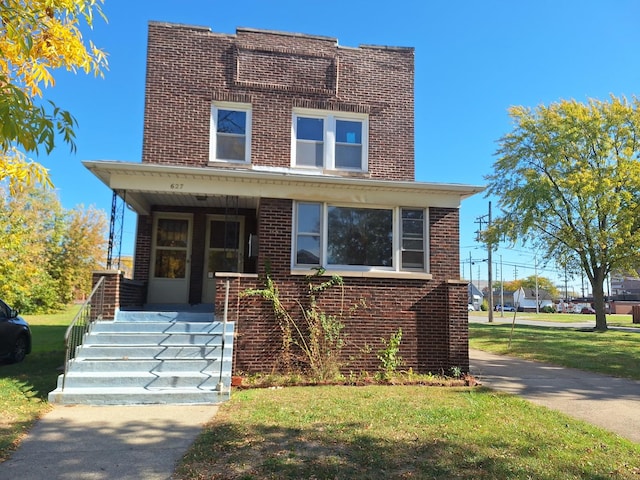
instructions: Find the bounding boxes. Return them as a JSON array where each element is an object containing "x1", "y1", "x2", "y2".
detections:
[{"x1": 170, "y1": 183, "x2": 184, "y2": 190}]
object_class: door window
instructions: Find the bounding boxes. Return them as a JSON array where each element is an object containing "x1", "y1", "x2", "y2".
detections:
[{"x1": 154, "y1": 218, "x2": 189, "y2": 278}]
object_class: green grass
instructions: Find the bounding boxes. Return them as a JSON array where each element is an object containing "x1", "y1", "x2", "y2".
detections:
[
  {"x1": 175, "y1": 386, "x2": 640, "y2": 479},
  {"x1": 469, "y1": 310, "x2": 637, "y2": 327},
  {"x1": 469, "y1": 323, "x2": 640, "y2": 380},
  {"x1": 0, "y1": 305, "x2": 78, "y2": 461}
]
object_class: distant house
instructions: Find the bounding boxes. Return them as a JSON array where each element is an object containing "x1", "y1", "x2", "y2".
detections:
[
  {"x1": 513, "y1": 287, "x2": 554, "y2": 311},
  {"x1": 492, "y1": 289, "x2": 516, "y2": 310},
  {"x1": 468, "y1": 283, "x2": 484, "y2": 309}
]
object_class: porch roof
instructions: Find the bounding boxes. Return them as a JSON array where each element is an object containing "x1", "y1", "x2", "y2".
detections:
[{"x1": 83, "y1": 160, "x2": 485, "y2": 215}]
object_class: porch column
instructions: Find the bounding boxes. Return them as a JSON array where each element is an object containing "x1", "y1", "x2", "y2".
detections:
[
  {"x1": 92, "y1": 270, "x2": 122, "y2": 320},
  {"x1": 447, "y1": 279, "x2": 470, "y2": 372}
]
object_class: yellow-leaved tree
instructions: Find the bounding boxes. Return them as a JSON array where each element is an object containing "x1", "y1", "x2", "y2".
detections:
[
  {"x1": 0, "y1": 0, "x2": 107, "y2": 192},
  {"x1": 486, "y1": 96, "x2": 640, "y2": 331}
]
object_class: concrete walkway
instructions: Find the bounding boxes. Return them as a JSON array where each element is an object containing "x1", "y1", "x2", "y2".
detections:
[
  {"x1": 0, "y1": 404, "x2": 218, "y2": 480},
  {"x1": 470, "y1": 349, "x2": 640, "y2": 444}
]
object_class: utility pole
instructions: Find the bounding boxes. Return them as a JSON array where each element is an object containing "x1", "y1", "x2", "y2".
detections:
[
  {"x1": 469, "y1": 252, "x2": 473, "y2": 306},
  {"x1": 474, "y1": 203, "x2": 494, "y2": 322},
  {"x1": 500, "y1": 254, "x2": 504, "y2": 318},
  {"x1": 535, "y1": 255, "x2": 539, "y2": 314},
  {"x1": 487, "y1": 202, "x2": 493, "y2": 323}
]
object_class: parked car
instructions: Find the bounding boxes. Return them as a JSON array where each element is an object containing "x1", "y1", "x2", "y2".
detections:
[
  {"x1": 0, "y1": 299, "x2": 32, "y2": 363},
  {"x1": 580, "y1": 306, "x2": 596, "y2": 314},
  {"x1": 467, "y1": 304, "x2": 475, "y2": 311},
  {"x1": 494, "y1": 304, "x2": 516, "y2": 312}
]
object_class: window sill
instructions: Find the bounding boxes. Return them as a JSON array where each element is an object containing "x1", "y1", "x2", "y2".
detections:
[
  {"x1": 290, "y1": 269, "x2": 432, "y2": 280},
  {"x1": 207, "y1": 160, "x2": 251, "y2": 168}
]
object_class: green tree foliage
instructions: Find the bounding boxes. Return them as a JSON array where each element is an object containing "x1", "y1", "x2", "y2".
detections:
[
  {"x1": 486, "y1": 96, "x2": 640, "y2": 330},
  {"x1": 494, "y1": 276, "x2": 559, "y2": 298},
  {"x1": 0, "y1": 185, "x2": 106, "y2": 313},
  {"x1": 0, "y1": 0, "x2": 107, "y2": 191}
]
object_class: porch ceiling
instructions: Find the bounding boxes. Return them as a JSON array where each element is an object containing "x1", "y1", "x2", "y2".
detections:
[
  {"x1": 120, "y1": 191, "x2": 259, "y2": 212},
  {"x1": 83, "y1": 160, "x2": 485, "y2": 215}
]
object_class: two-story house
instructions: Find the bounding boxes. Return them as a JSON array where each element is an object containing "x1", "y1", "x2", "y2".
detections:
[{"x1": 84, "y1": 22, "x2": 482, "y2": 380}]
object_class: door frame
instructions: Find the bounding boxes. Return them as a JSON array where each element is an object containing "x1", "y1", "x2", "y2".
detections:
[
  {"x1": 202, "y1": 214, "x2": 245, "y2": 303},
  {"x1": 147, "y1": 212, "x2": 193, "y2": 305}
]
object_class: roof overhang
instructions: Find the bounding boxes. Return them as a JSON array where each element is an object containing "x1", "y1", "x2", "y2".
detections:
[{"x1": 83, "y1": 160, "x2": 485, "y2": 215}]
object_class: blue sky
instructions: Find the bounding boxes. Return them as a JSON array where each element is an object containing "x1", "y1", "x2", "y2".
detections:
[{"x1": 36, "y1": 0, "x2": 640, "y2": 293}]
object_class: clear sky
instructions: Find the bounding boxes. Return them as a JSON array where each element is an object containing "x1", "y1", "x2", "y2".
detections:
[{"x1": 36, "y1": 0, "x2": 640, "y2": 294}]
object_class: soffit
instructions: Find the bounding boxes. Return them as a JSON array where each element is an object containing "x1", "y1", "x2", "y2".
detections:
[{"x1": 83, "y1": 161, "x2": 485, "y2": 215}]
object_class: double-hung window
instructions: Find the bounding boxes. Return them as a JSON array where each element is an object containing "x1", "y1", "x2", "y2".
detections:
[
  {"x1": 293, "y1": 110, "x2": 368, "y2": 171},
  {"x1": 294, "y1": 202, "x2": 427, "y2": 272},
  {"x1": 210, "y1": 103, "x2": 252, "y2": 163}
]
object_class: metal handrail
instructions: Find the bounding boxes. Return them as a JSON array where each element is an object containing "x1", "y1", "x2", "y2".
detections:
[
  {"x1": 217, "y1": 279, "x2": 230, "y2": 391},
  {"x1": 61, "y1": 276, "x2": 106, "y2": 390}
]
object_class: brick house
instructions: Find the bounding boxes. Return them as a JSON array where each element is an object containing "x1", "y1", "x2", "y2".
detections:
[{"x1": 84, "y1": 22, "x2": 482, "y2": 376}]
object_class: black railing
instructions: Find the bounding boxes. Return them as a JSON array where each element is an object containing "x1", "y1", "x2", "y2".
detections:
[{"x1": 61, "y1": 277, "x2": 106, "y2": 390}]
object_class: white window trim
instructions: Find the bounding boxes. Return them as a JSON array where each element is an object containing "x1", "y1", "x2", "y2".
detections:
[
  {"x1": 292, "y1": 202, "x2": 428, "y2": 274},
  {"x1": 291, "y1": 109, "x2": 369, "y2": 172},
  {"x1": 209, "y1": 102, "x2": 252, "y2": 164},
  {"x1": 400, "y1": 208, "x2": 428, "y2": 272}
]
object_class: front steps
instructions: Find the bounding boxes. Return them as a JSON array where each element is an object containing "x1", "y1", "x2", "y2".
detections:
[{"x1": 48, "y1": 309, "x2": 234, "y2": 405}]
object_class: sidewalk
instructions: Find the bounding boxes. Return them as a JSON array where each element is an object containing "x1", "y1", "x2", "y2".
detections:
[
  {"x1": 470, "y1": 349, "x2": 640, "y2": 444},
  {"x1": 0, "y1": 404, "x2": 218, "y2": 480}
]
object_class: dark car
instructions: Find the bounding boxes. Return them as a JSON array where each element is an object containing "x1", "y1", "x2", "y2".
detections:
[
  {"x1": 0, "y1": 299, "x2": 32, "y2": 363},
  {"x1": 580, "y1": 306, "x2": 596, "y2": 314}
]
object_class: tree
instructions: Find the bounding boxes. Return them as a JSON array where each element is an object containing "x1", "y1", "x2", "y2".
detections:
[
  {"x1": 0, "y1": 184, "x2": 106, "y2": 312},
  {"x1": 0, "y1": 0, "x2": 107, "y2": 191},
  {"x1": 486, "y1": 96, "x2": 640, "y2": 330},
  {"x1": 494, "y1": 276, "x2": 559, "y2": 298},
  {"x1": 55, "y1": 204, "x2": 107, "y2": 301}
]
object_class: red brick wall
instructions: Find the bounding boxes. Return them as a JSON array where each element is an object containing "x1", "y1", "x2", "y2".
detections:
[
  {"x1": 133, "y1": 215, "x2": 152, "y2": 283},
  {"x1": 142, "y1": 23, "x2": 414, "y2": 180},
  {"x1": 213, "y1": 202, "x2": 468, "y2": 375}
]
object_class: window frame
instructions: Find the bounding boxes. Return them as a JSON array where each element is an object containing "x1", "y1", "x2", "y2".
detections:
[
  {"x1": 293, "y1": 202, "x2": 428, "y2": 273},
  {"x1": 291, "y1": 109, "x2": 369, "y2": 172},
  {"x1": 209, "y1": 102, "x2": 252, "y2": 164}
]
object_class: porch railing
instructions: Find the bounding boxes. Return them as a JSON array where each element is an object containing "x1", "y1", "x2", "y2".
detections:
[{"x1": 61, "y1": 276, "x2": 106, "y2": 390}]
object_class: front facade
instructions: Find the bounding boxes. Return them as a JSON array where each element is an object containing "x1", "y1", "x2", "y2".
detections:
[{"x1": 85, "y1": 23, "x2": 482, "y2": 374}]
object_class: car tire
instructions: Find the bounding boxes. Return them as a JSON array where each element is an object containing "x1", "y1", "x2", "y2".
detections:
[{"x1": 10, "y1": 335, "x2": 28, "y2": 363}]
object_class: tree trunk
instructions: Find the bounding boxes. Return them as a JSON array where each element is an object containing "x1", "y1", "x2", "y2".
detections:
[{"x1": 591, "y1": 269, "x2": 608, "y2": 331}]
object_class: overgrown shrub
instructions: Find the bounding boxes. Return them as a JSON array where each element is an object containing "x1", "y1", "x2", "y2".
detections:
[{"x1": 242, "y1": 268, "x2": 349, "y2": 381}]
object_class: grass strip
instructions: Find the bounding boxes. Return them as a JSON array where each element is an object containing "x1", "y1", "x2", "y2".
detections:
[{"x1": 469, "y1": 323, "x2": 640, "y2": 380}]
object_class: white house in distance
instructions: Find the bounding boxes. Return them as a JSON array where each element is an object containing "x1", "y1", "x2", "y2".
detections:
[{"x1": 513, "y1": 287, "x2": 554, "y2": 312}]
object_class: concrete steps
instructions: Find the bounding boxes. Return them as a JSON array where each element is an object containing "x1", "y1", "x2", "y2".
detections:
[{"x1": 48, "y1": 310, "x2": 234, "y2": 405}]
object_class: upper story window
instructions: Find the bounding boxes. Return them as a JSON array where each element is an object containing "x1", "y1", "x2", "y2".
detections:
[
  {"x1": 210, "y1": 103, "x2": 252, "y2": 163},
  {"x1": 294, "y1": 202, "x2": 427, "y2": 272},
  {"x1": 292, "y1": 110, "x2": 368, "y2": 171}
]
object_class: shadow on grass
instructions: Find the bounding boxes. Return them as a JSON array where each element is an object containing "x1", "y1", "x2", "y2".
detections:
[
  {"x1": 177, "y1": 419, "x2": 621, "y2": 480},
  {"x1": 0, "y1": 350, "x2": 65, "y2": 401}
]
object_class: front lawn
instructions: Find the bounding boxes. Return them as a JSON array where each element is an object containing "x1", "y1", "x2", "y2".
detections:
[
  {"x1": 175, "y1": 386, "x2": 640, "y2": 479},
  {"x1": 0, "y1": 306, "x2": 77, "y2": 461}
]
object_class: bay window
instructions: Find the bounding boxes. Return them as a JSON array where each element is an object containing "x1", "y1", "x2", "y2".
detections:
[{"x1": 294, "y1": 202, "x2": 427, "y2": 272}]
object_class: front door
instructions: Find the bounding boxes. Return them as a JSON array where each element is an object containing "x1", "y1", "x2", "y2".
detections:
[
  {"x1": 202, "y1": 215, "x2": 244, "y2": 304},
  {"x1": 147, "y1": 214, "x2": 193, "y2": 304}
]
